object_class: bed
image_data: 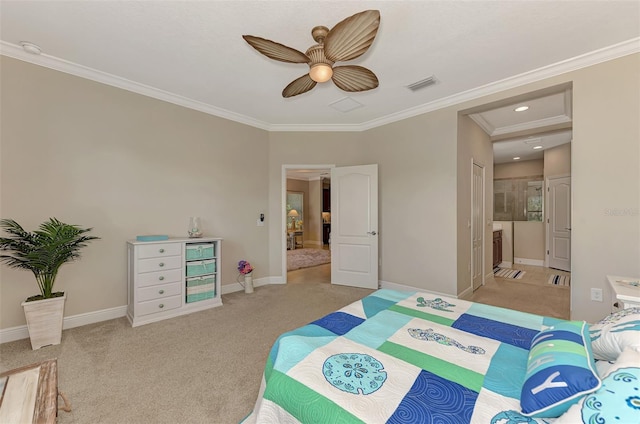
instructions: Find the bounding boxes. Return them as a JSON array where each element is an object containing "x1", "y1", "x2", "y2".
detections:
[{"x1": 244, "y1": 289, "x2": 640, "y2": 424}]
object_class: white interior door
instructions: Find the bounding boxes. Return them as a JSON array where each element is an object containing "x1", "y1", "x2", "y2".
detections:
[
  {"x1": 472, "y1": 162, "x2": 484, "y2": 290},
  {"x1": 330, "y1": 164, "x2": 378, "y2": 289},
  {"x1": 548, "y1": 176, "x2": 571, "y2": 271}
]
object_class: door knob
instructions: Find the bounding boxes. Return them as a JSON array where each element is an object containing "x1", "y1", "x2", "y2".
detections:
[{"x1": 367, "y1": 231, "x2": 377, "y2": 235}]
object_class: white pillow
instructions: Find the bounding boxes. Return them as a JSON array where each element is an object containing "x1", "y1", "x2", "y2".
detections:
[
  {"x1": 589, "y1": 307, "x2": 640, "y2": 361},
  {"x1": 554, "y1": 346, "x2": 640, "y2": 423}
]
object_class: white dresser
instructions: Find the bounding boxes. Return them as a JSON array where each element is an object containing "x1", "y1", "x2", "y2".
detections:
[{"x1": 127, "y1": 237, "x2": 223, "y2": 327}]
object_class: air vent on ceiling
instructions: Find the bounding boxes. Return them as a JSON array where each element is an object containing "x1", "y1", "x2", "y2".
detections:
[{"x1": 406, "y1": 75, "x2": 437, "y2": 92}]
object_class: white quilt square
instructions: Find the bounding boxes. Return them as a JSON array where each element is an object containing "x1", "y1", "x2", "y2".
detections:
[
  {"x1": 286, "y1": 336, "x2": 422, "y2": 423},
  {"x1": 469, "y1": 388, "x2": 530, "y2": 424},
  {"x1": 387, "y1": 318, "x2": 501, "y2": 375},
  {"x1": 395, "y1": 293, "x2": 472, "y2": 320}
]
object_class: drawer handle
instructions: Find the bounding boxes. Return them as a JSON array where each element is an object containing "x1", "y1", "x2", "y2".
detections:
[
  {"x1": 159, "y1": 262, "x2": 165, "y2": 267},
  {"x1": 159, "y1": 248, "x2": 165, "y2": 253},
  {"x1": 159, "y1": 276, "x2": 164, "y2": 281},
  {"x1": 159, "y1": 290, "x2": 165, "y2": 295},
  {"x1": 159, "y1": 304, "x2": 164, "y2": 309}
]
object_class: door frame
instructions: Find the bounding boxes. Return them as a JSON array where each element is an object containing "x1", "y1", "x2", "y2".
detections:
[
  {"x1": 281, "y1": 164, "x2": 334, "y2": 284},
  {"x1": 545, "y1": 173, "x2": 572, "y2": 270},
  {"x1": 471, "y1": 159, "x2": 486, "y2": 291}
]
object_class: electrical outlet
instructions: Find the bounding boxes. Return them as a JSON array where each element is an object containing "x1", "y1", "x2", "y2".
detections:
[{"x1": 591, "y1": 288, "x2": 603, "y2": 302}]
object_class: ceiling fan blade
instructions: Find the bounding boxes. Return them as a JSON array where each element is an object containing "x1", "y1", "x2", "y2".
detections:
[
  {"x1": 331, "y1": 66, "x2": 379, "y2": 92},
  {"x1": 324, "y1": 10, "x2": 380, "y2": 62},
  {"x1": 282, "y1": 74, "x2": 317, "y2": 98},
  {"x1": 243, "y1": 35, "x2": 310, "y2": 63}
]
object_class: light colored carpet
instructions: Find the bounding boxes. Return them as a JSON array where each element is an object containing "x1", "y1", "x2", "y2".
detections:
[
  {"x1": 494, "y1": 267, "x2": 526, "y2": 279},
  {"x1": 470, "y1": 274, "x2": 570, "y2": 320},
  {"x1": 0, "y1": 273, "x2": 372, "y2": 424},
  {"x1": 287, "y1": 248, "x2": 330, "y2": 271},
  {"x1": 0, "y1": 265, "x2": 569, "y2": 423},
  {"x1": 548, "y1": 274, "x2": 571, "y2": 286}
]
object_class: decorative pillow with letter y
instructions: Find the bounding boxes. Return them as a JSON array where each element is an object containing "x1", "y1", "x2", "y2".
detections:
[{"x1": 520, "y1": 320, "x2": 601, "y2": 418}]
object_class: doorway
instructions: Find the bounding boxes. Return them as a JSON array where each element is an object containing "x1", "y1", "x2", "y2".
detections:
[
  {"x1": 281, "y1": 164, "x2": 379, "y2": 290},
  {"x1": 282, "y1": 165, "x2": 333, "y2": 284}
]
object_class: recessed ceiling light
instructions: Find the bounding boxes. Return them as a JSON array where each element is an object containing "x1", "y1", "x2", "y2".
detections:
[
  {"x1": 514, "y1": 106, "x2": 529, "y2": 112},
  {"x1": 513, "y1": 157, "x2": 521, "y2": 160},
  {"x1": 20, "y1": 41, "x2": 41, "y2": 55},
  {"x1": 533, "y1": 145, "x2": 543, "y2": 150}
]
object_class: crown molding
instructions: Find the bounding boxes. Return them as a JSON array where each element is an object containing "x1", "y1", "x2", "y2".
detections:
[
  {"x1": 0, "y1": 41, "x2": 271, "y2": 131},
  {"x1": 468, "y1": 113, "x2": 495, "y2": 135},
  {"x1": 356, "y1": 37, "x2": 639, "y2": 132},
  {"x1": 2, "y1": 37, "x2": 638, "y2": 132},
  {"x1": 491, "y1": 115, "x2": 572, "y2": 137}
]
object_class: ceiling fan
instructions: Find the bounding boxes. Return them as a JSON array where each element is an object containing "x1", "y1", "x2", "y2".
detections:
[{"x1": 243, "y1": 10, "x2": 380, "y2": 98}]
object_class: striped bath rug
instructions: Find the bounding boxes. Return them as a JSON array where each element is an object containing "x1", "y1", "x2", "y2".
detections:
[
  {"x1": 548, "y1": 274, "x2": 571, "y2": 286},
  {"x1": 493, "y1": 267, "x2": 526, "y2": 279}
]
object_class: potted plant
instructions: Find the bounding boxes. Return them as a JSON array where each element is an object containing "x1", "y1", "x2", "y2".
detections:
[{"x1": 0, "y1": 218, "x2": 99, "y2": 349}]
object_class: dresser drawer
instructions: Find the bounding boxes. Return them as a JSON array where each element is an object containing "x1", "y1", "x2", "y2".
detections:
[
  {"x1": 138, "y1": 282, "x2": 182, "y2": 302},
  {"x1": 137, "y1": 256, "x2": 182, "y2": 273},
  {"x1": 137, "y1": 268, "x2": 182, "y2": 288},
  {"x1": 137, "y1": 243, "x2": 182, "y2": 259},
  {"x1": 137, "y1": 295, "x2": 181, "y2": 317}
]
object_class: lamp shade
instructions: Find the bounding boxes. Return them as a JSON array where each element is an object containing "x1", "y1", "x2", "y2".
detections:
[
  {"x1": 287, "y1": 209, "x2": 299, "y2": 217},
  {"x1": 309, "y1": 63, "x2": 333, "y2": 83}
]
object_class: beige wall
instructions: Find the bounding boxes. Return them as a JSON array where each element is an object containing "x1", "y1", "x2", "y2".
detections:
[
  {"x1": 514, "y1": 222, "x2": 545, "y2": 261},
  {"x1": 286, "y1": 178, "x2": 309, "y2": 242},
  {"x1": 2, "y1": 52, "x2": 638, "y2": 332},
  {"x1": 544, "y1": 143, "x2": 571, "y2": 177},
  {"x1": 284, "y1": 178, "x2": 322, "y2": 245},
  {"x1": 308, "y1": 179, "x2": 322, "y2": 245},
  {"x1": 570, "y1": 54, "x2": 639, "y2": 321},
  {"x1": 0, "y1": 57, "x2": 270, "y2": 328},
  {"x1": 494, "y1": 159, "x2": 544, "y2": 179}
]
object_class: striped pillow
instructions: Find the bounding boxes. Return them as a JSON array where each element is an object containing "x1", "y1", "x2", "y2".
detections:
[{"x1": 520, "y1": 321, "x2": 601, "y2": 418}]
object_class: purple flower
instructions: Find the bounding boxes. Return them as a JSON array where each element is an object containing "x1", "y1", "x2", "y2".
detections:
[{"x1": 238, "y1": 260, "x2": 254, "y2": 275}]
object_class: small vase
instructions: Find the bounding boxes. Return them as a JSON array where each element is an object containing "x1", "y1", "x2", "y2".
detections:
[
  {"x1": 188, "y1": 217, "x2": 203, "y2": 238},
  {"x1": 244, "y1": 273, "x2": 254, "y2": 294}
]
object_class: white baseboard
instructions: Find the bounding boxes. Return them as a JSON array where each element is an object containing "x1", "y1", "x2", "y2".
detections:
[
  {"x1": 457, "y1": 285, "x2": 474, "y2": 300},
  {"x1": 514, "y1": 257, "x2": 544, "y2": 267},
  {"x1": 220, "y1": 276, "x2": 279, "y2": 295},
  {"x1": 0, "y1": 305, "x2": 128, "y2": 344}
]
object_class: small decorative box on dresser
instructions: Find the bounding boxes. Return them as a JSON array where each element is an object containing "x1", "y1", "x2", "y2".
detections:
[
  {"x1": 606, "y1": 275, "x2": 640, "y2": 312},
  {"x1": 127, "y1": 237, "x2": 223, "y2": 327}
]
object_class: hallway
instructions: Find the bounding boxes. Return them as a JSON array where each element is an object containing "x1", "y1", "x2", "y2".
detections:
[{"x1": 470, "y1": 264, "x2": 571, "y2": 320}]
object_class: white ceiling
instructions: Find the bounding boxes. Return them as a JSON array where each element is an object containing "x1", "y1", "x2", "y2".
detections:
[{"x1": 1, "y1": 0, "x2": 638, "y2": 165}]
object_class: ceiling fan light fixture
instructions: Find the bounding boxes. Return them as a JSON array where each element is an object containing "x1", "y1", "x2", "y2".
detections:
[{"x1": 309, "y1": 63, "x2": 333, "y2": 83}]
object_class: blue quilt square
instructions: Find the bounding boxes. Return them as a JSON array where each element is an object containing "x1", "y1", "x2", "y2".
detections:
[
  {"x1": 361, "y1": 295, "x2": 396, "y2": 318},
  {"x1": 388, "y1": 369, "x2": 478, "y2": 423},
  {"x1": 452, "y1": 313, "x2": 538, "y2": 349},
  {"x1": 310, "y1": 312, "x2": 365, "y2": 336}
]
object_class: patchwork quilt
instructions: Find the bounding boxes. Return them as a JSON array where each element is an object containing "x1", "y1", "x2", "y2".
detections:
[{"x1": 245, "y1": 290, "x2": 567, "y2": 424}]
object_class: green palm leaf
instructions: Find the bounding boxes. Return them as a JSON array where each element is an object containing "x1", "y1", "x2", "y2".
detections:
[{"x1": 0, "y1": 218, "x2": 99, "y2": 299}]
